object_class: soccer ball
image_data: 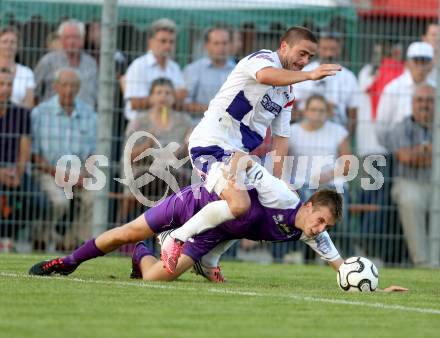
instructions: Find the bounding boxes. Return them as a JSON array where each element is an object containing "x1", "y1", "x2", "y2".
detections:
[{"x1": 337, "y1": 256, "x2": 379, "y2": 292}]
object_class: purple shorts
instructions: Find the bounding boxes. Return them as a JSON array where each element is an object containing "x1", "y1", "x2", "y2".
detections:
[{"x1": 144, "y1": 185, "x2": 230, "y2": 262}]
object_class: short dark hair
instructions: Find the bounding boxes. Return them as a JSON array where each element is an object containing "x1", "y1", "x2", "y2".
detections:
[
  {"x1": 305, "y1": 94, "x2": 327, "y2": 109},
  {"x1": 149, "y1": 77, "x2": 174, "y2": 95},
  {"x1": 280, "y1": 26, "x2": 317, "y2": 46},
  {"x1": 306, "y1": 189, "x2": 343, "y2": 222},
  {"x1": 203, "y1": 26, "x2": 232, "y2": 43},
  {"x1": 149, "y1": 18, "x2": 177, "y2": 38}
]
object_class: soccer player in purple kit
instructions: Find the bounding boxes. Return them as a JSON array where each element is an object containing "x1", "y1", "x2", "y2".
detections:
[
  {"x1": 29, "y1": 160, "x2": 342, "y2": 279},
  {"x1": 28, "y1": 160, "x2": 407, "y2": 292}
]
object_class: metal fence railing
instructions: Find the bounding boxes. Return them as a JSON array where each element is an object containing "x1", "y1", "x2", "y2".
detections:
[{"x1": 0, "y1": 0, "x2": 439, "y2": 268}]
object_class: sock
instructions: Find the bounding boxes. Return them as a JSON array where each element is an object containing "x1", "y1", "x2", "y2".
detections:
[
  {"x1": 172, "y1": 200, "x2": 235, "y2": 241},
  {"x1": 63, "y1": 239, "x2": 105, "y2": 267},
  {"x1": 201, "y1": 239, "x2": 237, "y2": 267},
  {"x1": 133, "y1": 243, "x2": 154, "y2": 266}
]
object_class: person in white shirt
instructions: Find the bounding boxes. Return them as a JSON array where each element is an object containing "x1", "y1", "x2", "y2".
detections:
[
  {"x1": 375, "y1": 41, "x2": 435, "y2": 147},
  {"x1": 293, "y1": 32, "x2": 359, "y2": 135},
  {"x1": 161, "y1": 26, "x2": 342, "y2": 274},
  {"x1": 0, "y1": 26, "x2": 35, "y2": 108},
  {"x1": 183, "y1": 26, "x2": 235, "y2": 121},
  {"x1": 123, "y1": 18, "x2": 186, "y2": 121},
  {"x1": 288, "y1": 94, "x2": 351, "y2": 198}
]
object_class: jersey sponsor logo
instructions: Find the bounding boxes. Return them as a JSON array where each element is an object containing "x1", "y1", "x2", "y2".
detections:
[
  {"x1": 273, "y1": 214, "x2": 292, "y2": 236},
  {"x1": 261, "y1": 94, "x2": 282, "y2": 115},
  {"x1": 314, "y1": 234, "x2": 332, "y2": 254}
]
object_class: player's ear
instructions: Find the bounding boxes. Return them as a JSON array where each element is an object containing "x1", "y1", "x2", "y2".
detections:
[{"x1": 279, "y1": 40, "x2": 288, "y2": 52}]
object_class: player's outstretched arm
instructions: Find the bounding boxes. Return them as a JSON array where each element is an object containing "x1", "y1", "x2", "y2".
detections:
[{"x1": 256, "y1": 64, "x2": 341, "y2": 86}]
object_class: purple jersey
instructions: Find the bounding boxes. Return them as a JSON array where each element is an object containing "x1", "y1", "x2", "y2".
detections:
[{"x1": 145, "y1": 184, "x2": 302, "y2": 262}]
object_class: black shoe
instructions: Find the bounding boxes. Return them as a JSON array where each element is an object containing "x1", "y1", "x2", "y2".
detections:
[{"x1": 28, "y1": 258, "x2": 76, "y2": 276}]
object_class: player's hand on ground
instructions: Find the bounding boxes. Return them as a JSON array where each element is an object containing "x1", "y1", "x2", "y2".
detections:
[
  {"x1": 382, "y1": 285, "x2": 409, "y2": 292},
  {"x1": 308, "y1": 64, "x2": 342, "y2": 80}
]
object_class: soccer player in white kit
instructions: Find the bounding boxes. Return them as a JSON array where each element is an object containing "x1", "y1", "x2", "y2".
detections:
[{"x1": 161, "y1": 26, "x2": 342, "y2": 273}]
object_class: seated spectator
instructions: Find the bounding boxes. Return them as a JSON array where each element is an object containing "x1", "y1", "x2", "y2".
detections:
[
  {"x1": 288, "y1": 94, "x2": 351, "y2": 200},
  {"x1": 375, "y1": 41, "x2": 435, "y2": 144},
  {"x1": 380, "y1": 83, "x2": 435, "y2": 266},
  {"x1": 0, "y1": 26, "x2": 35, "y2": 108},
  {"x1": 0, "y1": 67, "x2": 46, "y2": 248},
  {"x1": 183, "y1": 26, "x2": 235, "y2": 121},
  {"x1": 422, "y1": 22, "x2": 438, "y2": 84},
  {"x1": 123, "y1": 18, "x2": 186, "y2": 121},
  {"x1": 121, "y1": 77, "x2": 192, "y2": 216},
  {"x1": 34, "y1": 19, "x2": 98, "y2": 107},
  {"x1": 230, "y1": 29, "x2": 243, "y2": 64},
  {"x1": 85, "y1": 20, "x2": 128, "y2": 79},
  {"x1": 31, "y1": 68, "x2": 97, "y2": 250},
  {"x1": 293, "y1": 31, "x2": 359, "y2": 136}
]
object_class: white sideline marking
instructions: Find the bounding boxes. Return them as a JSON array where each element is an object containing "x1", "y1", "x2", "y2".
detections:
[{"x1": 1, "y1": 272, "x2": 440, "y2": 315}]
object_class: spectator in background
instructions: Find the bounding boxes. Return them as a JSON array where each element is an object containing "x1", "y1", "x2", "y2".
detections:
[
  {"x1": 122, "y1": 78, "x2": 192, "y2": 209},
  {"x1": 375, "y1": 42, "x2": 435, "y2": 145},
  {"x1": 288, "y1": 94, "x2": 351, "y2": 201},
  {"x1": 230, "y1": 29, "x2": 243, "y2": 64},
  {"x1": 183, "y1": 26, "x2": 235, "y2": 122},
  {"x1": 293, "y1": 31, "x2": 359, "y2": 135},
  {"x1": 380, "y1": 83, "x2": 435, "y2": 266},
  {"x1": 34, "y1": 19, "x2": 98, "y2": 107},
  {"x1": 422, "y1": 22, "x2": 438, "y2": 59},
  {"x1": 123, "y1": 18, "x2": 186, "y2": 121},
  {"x1": 31, "y1": 68, "x2": 96, "y2": 250},
  {"x1": 422, "y1": 22, "x2": 438, "y2": 84},
  {"x1": 0, "y1": 67, "x2": 46, "y2": 248},
  {"x1": 0, "y1": 26, "x2": 35, "y2": 108},
  {"x1": 85, "y1": 21, "x2": 128, "y2": 79}
]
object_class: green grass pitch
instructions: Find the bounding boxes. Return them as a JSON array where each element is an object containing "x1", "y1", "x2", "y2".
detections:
[{"x1": 1, "y1": 254, "x2": 440, "y2": 338}]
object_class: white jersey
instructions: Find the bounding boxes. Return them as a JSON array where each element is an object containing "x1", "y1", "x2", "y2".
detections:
[{"x1": 189, "y1": 49, "x2": 294, "y2": 153}]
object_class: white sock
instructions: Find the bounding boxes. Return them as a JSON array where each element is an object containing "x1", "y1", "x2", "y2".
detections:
[
  {"x1": 201, "y1": 239, "x2": 238, "y2": 267},
  {"x1": 172, "y1": 200, "x2": 235, "y2": 241},
  {"x1": 246, "y1": 162, "x2": 295, "y2": 209}
]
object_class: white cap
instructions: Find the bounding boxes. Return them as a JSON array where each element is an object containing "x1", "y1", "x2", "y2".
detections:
[{"x1": 406, "y1": 42, "x2": 434, "y2": 60}]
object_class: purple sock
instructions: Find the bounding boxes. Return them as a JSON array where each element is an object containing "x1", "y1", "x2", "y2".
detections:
[
  {"x1": 132, "y1": 243, "x2": 154, "y2": 267},
  {"x1": 63, "y1": 239, "x2": 105, "y2": 267}
]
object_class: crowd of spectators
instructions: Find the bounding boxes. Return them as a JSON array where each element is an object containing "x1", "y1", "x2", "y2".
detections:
[{"x1": 0, "y1": 17, "x2": 438, "y2": 267}]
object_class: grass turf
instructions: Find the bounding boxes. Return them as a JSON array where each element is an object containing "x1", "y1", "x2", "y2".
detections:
[{"x1": 1, "y1": 254, "x2": 440, "y2": 338}]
